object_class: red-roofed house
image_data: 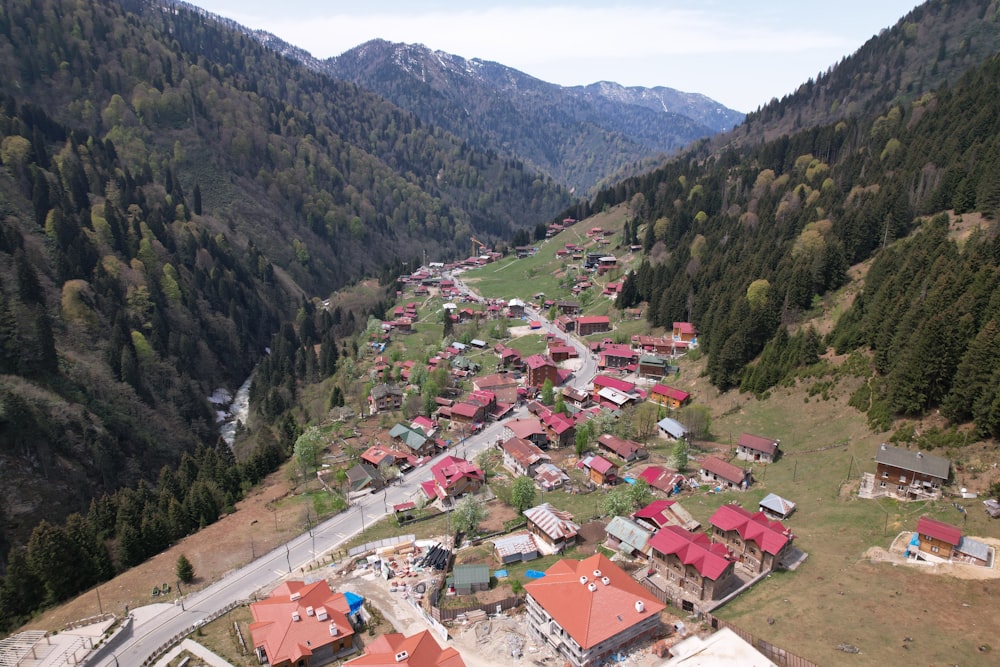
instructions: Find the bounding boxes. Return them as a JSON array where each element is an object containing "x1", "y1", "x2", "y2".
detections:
[
  {"x1": 646, "y1": 526, "x2": 736, "y2": 608},
  {"x1": 502, "y1": 417, "x2": 549, "y2": 449},
  {"x1": 249, "y1": 580, "x2": 356, "y2": 667},
  {"x1": 423, "y1": 455, "x2": 484, "y2": 501},
  {"x1": 344, "y1": 629, "x2": 465, "y2": 667},
  {"x1": 539, "y1": 409, "x2": 576, "y2": 449},
  {"x1": 596, "y1": 434, "x2": 648, "y2": 462},
  {"x1": 473, "y1": 373, "x2": 519, "y2": 404},
  {"x1": 914, "y1": 515, "x2": 962, "y2": 560},
  {"x1": 501, "y1": 437, "x2": 551, "y2": 477},
  {"x1": 598, "y1": 344, "x2": 636, "y2": 370},
  {"x1": 672, "y1": 322, "x2": 698, "y2": 343},
  {"x1": 633, "y1": 499, "x2": 700, "y2": 532},
  {"x1": 709, "y1": 504, "x2": 794, "y2": 574},
  {"x1": 524, "y1": 553, "x2": 665, "y2": 667},
  {"x1": 576, "y1": 315, "x2": 612, "y2": 336},
  {"x1": 549, "y1": 345, "x2": 579, "y2": 362},
  {"x1": 699, "y1": 456, "x2": 751, "y2": 491},
  {"x1": 637, "y1": 466, "x2": 688, "y2": 497},
  {"x1": 578, "y1": 454, "x2": 618, "y2": 486},
  {"x1": 735, "y1": 433, "x2": 781, "y2": 463},
  {"x1": 649, "y1": 384, "x2": 691, "y2": 409},
  {"x1": 525, "y1": 354, "x2": 560, "y2": 388},
  {"x1": 360, "y1": 445, "x2": 414, "y2": 472}
]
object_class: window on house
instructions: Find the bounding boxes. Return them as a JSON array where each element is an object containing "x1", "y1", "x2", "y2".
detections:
[
  {"x1": 879, "y1": 481, "x2": 887, "y2": 488},
  {"x1": 899, "y1": 475, "x2": 907, "y2": 483},
  {"x1": 881, "y1": 471, "x2": 889, "y2": 478},
  {"x1": 931, "y1": 546, "x2": 940, "y2": 553}
]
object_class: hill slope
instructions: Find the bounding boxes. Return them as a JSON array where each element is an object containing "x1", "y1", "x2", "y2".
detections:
[
  {"x1": 0, "y1": 0, "x2": 573, "y2": 553},
  {"x1": 316, "y1": 39, "x2": 743, "y2": 193}
]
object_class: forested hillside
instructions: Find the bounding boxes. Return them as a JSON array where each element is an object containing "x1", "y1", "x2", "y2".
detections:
[
  {"x1": 0, "y1": 0, "x2": 573, "y2": 584},
  {"x1": 609, "y1": 2, "x2": 1000, "y2": 437},
  {"x1": 319, "y1": 39, "x2": 742, "y2": 194}
]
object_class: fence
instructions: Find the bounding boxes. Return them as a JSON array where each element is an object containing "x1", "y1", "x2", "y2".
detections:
[
  {"x1": 703, "y1": 613, "x2": 820, "y2": 667},
  {"x1": 430, "y1": 594, "x2": 524, "y2": 622}
]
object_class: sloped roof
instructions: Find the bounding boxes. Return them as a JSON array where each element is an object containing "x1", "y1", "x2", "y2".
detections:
[
  {"x1": 346, "y1": 463, "x2": 384, "y2": 491},
  {"x1": 501, "y1": 437, "x2": 550, "y2": 469},
  {"x1": 759, "y1": 493, "x2": 796, "y2": 517},
  {"x1": 533, "y1": 463, "x2": 569, "y2": 489},
  {"x1": 344, "y1": 629, "x2": 465, "y2": 667},
  {"x1": 598, "y1": 433, "x2": 647, "y2": 460},
  {"x1": 916, "y1": 515, "x2": 962, "y2": 546},
  {"x1": 431, "y1": 455, "x2": 483, "y2": 490},
  {"x1": 956, "y1": 536, "x2": 991, "y2": 562},
  {"x1": 524, "y1": 503, "x2": 580, "y2": 541},
  {"x1": 637, "y1": 466, "x2": 686, "y2": 494},
  {"x1": 738, "y1": 433, "x2": 780, "y2": 456},
  {"x1": 634, "y1": 498, "x2": 700, "y2": 531},
  {"x1": 657, "y1": 418, "x2": 689, "y2": 438},
  {"x1": 605, "y1": 516, "x2": 652, "y2": 553},
  {"x1": 593, "y1": 375, "x2": 636, "y2": 393},
  {"x1": 523, "y1": 553, "x2": 665, "y2": 651},
  {"x1": 580, "y1": 454, "x2": 617, "y2": 475},
  {"x1": 673, "y1": 322, "x2": 697, "y2": 335},
  {"x1": 505, "y1": 417, "x2": 546, "y2": 439},
  {"x1": 577, "y1": 315, "x2": 611, "y2": 325},
  {"x1": 652, "y1": 384, "x2": 690, "y2": 402},
  {"x1": 249, "y1": 581, "x2": 354, "y2": 666},
  {"x1": 492, "y1": 532, "x2": 539, "y2": 560},
  {"x1": 452, "y1": 564, "x2": 490, "y2": 587},
  {"x1": 875, "y1": 444, "x2": 950, "y2": 479},
  {"x1": 700, "y1": 456, "x2": 748, "y2": 485},
  {"x1": 709, "y1": 504, "x2": 792, "y2": 556},
  {"x1": 525, "y1": 354, "x2": 555, "y2": 370},
  {"x1": 648, "y1": 526, "x2": 732, "y2": 581},
  {"x1": 389, "y1": 424, "x2": 427, "y2": 450}
]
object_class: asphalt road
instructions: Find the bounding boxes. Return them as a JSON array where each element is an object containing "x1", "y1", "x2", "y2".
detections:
[{"x1": 98, "y1": 276, "x2": 599, "y2": 666}]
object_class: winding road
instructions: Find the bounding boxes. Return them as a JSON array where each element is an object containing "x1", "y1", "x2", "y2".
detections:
[{"x1": 93, "y1": 275, "x2": 601, "y2": 666}]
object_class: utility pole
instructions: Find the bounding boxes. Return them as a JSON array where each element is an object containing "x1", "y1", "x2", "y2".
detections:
[{"x1": 96, "y1": 586, "x2": 103, "y2": 615}]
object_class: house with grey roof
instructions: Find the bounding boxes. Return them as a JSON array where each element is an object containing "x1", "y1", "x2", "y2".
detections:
[
  {"x1": 604, "y1": 516, "x2": 653, "y2": 559},
  {"x1": 657, "y1": 417, "x2": 689, "y2": 441},
  {"x1": 758, "y1": 493, "x2": 796, "y2": 520},
  {"x1": 492, "y1": 532, "x2": 540, "y2": 564},
  {"x1": 866, "y1": 443, "x2": 950, "y2": 501}
]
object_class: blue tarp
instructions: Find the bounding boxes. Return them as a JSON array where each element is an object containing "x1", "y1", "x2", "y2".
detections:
[
  {"x1": 344, "y1": 591, "x2": 364, "y2": 614},
  {"x1": 623, "y1": 477, "x2": 636, "y2": 485},
  {"x1": 494, "y1": 569, "x2": 508, "y2": 578},
  {"x1": 525, "y1": 570, "x2": 546, "y2": 579}
]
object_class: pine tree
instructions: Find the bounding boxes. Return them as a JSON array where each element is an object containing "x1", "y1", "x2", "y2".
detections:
[{"x1": 176, "y1": 553, "x2": 195, "y2": 583}]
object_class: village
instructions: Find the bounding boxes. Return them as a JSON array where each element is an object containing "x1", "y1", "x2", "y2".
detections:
[
  {"x1": 6, "y1": 220, "x2": 1000, "y2": 667},
  {"x1": 237, "y1": 219, "x2": 998, "y2": 667}
]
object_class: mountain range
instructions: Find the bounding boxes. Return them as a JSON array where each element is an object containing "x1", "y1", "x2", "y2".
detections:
[{"x1": 241, "y1": 32, "x2": 746, "y2": 194}]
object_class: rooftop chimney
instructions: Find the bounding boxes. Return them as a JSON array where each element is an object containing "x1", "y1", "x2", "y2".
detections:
[
  {"x1": 395, "y1": 650, "x2": 409, "y2": 662},
  {"x1": 635, "y1": 600, "x2": 645, "y2": 613}
]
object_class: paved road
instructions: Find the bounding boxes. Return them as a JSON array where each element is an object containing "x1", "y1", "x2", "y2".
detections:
[{"x1": 98, "y1": 277, "x2": 598, "y2": 666}]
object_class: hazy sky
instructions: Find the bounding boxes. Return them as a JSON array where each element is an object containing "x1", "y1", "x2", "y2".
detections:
[{"x1": 190, "y1": 1, "x2": 920, "y2": 112}]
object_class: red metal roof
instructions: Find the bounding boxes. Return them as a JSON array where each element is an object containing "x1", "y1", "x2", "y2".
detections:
[
  {"x1": 709, "y1": 504, "x2": 792, "y2": 555},
  {"x1": 525, "y1": 354, "x2": 554, "y2": 370},
  {"x1": 700, "y1": 456, "x2": 748, "y2": 485},
  {"x1": 652, "y1": 384, "x2": 690, "y2": 402},
  {"x1": 249, "y1": 581, "x2": 354, "y2": 666},
  {"x1": 738, "y1": 433, "x2": 779, "y2": 455},
  {"x1": 648, "y1": 526, "x2": 732, "y2": 580},
  {"x1": 593, "y1": 375, "x2": 636, "y2": 393},
  {"x1": 577, "y1": 315, "x2": 610, "y2": 325},
  {"x1": 673, "y1": 322, "x2": 697, "y2": 335},
  {"x1": 916, "y1": 515, "x2": 962, "y2": 546}
]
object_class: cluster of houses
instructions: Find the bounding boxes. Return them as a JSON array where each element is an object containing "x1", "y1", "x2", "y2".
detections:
[
  {"x1": 507, "y1": 489, "x2": 799, "y2": 667},
  {"x1": 248, "y1": 580, "x2": 466, "y2": 667}
]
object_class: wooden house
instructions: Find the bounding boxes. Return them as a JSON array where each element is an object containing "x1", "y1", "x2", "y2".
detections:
[
  {"x1": 649, "y1": 383, "x2": 690, "y2": 409},
  {"x1": 874, "y1": 443, "x2": 950, "y2": 500},
  {"x1": 579, "y1": 454, "x2": 619, "y2": 486},
  {"x1": 596, "y1": 433, "x2": 648, "y2": 462},
  {"x1": 524, "y1": 503, "x2": 580, "y2": 553},
  {"x1": 501, "y1": 437, "x2": 551, "y2": 477},
  {"x1": 672, "y1": 322, "x2": 698, "y2": 343}
]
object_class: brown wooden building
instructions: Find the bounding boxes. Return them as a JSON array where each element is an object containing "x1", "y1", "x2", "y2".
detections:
[{"x1": 874, "y1": 443, "x2": 950, "y2": 500}]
